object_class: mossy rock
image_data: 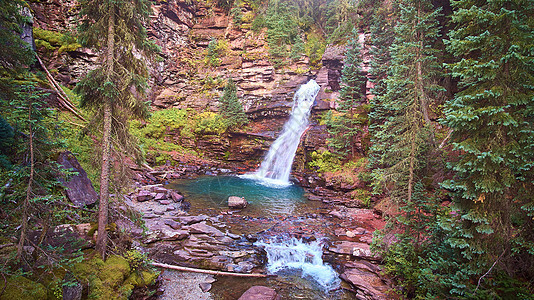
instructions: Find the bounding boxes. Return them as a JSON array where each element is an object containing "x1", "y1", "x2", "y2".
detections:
[
  {"x1": 0, "y1": 276, "x2": 47, "y2": 300},
  {"x1": 72, "y1": 255, "x2": 132, "y2": 299},
  {"x1": 124, "y1": 270, "x2": 159, "y2": 288}
]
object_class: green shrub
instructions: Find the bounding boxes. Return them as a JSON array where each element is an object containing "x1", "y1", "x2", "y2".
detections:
[{"x1": 308, "y1": 149, "x2": 341, "y2": 173}]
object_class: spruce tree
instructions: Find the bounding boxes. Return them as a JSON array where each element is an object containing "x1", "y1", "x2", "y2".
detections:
[
  {"x1": 370, "y1": 0, "x2": 442, "y2": 204},
  {"x1": 219, "y1": 79, "x2": 248, "y2": 129},
  {"x1": 440, "y1": 0, "x2": 534, "y2": 294},
  {"x1": 326, "y1": 29, "x2": 367, "y2": 160},
  {"x1": 367, "y1": 3, "x2": 397, "y2": 174},
  {"x1": 75, "y1": 0, "x2": 156, "y2": 259},
  {"x1": 370, "y1": 1, "x2": 445, "y2": 295}
]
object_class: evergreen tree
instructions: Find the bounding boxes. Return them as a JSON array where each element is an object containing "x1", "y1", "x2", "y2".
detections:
[
  {"x1": 370, "y1": 0, "x2": 442, "y2": 204},
  {"x1": 265, "y1": 0, "x2": 299, "y2": 67},
  {"x1": 75, "y1": 0, "x2": 156, "y2": 259},
  {"x1": 370, "y1": 1, "x2": 446, "y2": 296},
  {"x1": 218, "y1": 79, "x2": 248, "y2": 129},
  {"x1": 439, "y1": 0, "x2": 534, "y2": 294},
  {"x1": 326, "y1": 29, "x2": 367, "y2": 160}
]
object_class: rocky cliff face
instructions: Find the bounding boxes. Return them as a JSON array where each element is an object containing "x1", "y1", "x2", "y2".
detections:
[{"x1": 29, "y1": 0, "x2": 371, "y2": 171}]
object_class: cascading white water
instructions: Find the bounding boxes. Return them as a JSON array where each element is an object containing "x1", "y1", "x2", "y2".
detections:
[
  {"x1": 255, "y1": 238, "x2": 340, "y2": 291},
  {"x1": 243, "y1": 80, "x2": 320, "y2": 186}
]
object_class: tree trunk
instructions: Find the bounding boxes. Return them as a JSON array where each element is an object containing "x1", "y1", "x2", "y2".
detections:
[
  {"x1": 407, "y1": 136, "x2": 416, "y2": 203},
  {"x1": 17, "y1": 101, "x2": 34, "y2": 261},
  {"x1": 96, "y1": 8, "x2": 115, "y2": 260}
]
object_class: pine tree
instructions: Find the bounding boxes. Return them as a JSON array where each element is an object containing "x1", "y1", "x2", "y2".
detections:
[
  {"x1": 75, "y1": 0, "x2": 156, "y2": 259},
  {"x1": 218, "y1": 78, "x2": 248, "y2": 129},
  {"x1": 440, "y1": 0, "x2": 534, "y2": 294},
  {"x1": 370, "y1": 0, "x2": 442, "y2": 204},
  {"x1": 326, "y1": 29, "x2": 367, "y2": 160},
  {"x1": 367, "y1": 3, "x2": 397, "y2": 174}
]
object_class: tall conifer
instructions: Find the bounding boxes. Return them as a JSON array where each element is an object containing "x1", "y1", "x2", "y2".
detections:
[
  {"x1": 326, "y1": 29, "x2": 367, "y2": 160},
  {"x1": 370, "y1": 0, "x2": 442, "y2": 203},
  {"x1": 219, "y1": 78, "x2": 248, "y2": 129},
  {"x1": 75, "y1": 0, "x2": 155, "y2": 259},
  {"x1": 441, "y1": 0, "x2": 534, "y2": 292}
]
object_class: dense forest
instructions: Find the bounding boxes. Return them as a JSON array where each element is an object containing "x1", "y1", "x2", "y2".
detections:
[{"x1": 0, "y1": 0, "x2": 533, "y2": 299}]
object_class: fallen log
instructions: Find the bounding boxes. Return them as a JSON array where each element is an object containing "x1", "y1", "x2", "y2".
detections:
[
  {"x1": 151, "y1": 262, "x2": 275, "y2": 278},
  {"x1": 35, "y1": 54, "x2": 87, "y2": 122}
]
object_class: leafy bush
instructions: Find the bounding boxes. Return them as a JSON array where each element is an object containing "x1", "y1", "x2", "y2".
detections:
[{"x1": 308, "y1": 149, "x2": 341, "y2": 173}]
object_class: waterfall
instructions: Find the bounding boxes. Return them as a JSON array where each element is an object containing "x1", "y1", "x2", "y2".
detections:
[
  {"x1": 255, "y1": 238, "x2": 340, "y2": 291},
  {"x1": 243, "y1": 80, "x2": 320, "y2": 186}
]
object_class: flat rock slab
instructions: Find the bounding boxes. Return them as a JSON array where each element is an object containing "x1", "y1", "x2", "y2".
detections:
[
  {"x1": 238, "y1": 286, "x2": 280, "y2": 300},
  {"x1": 169, "y1": 190, "x2": 184, "y2": 202},
  {"x1": 341, "y1": 268, "x2": 388, "y2": 300},
  {"x1": 187, "y1": 221, "x2": 225, "y2": 237},
  {"x1": 328, "y1": 241, "x2": 380, "y2": 260},
  {"x1": 178, "y1": 215, "x2": 208, "y2": 225},
  {"x1": 137, "y1": 190, "x2": 153, "y2": 202}
]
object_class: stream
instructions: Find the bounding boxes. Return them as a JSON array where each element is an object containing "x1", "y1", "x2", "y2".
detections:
[{"x1": 137, "y1": 80, "x2": 388, "y2": 299}]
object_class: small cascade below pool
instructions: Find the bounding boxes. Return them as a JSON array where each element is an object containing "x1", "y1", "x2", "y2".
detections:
[
  {"x1": 255, "y1": 237, "x2": 340, "y2": 292},
  {"x1": 243, "y1": 80, "x2": 320, "y2": 186}
]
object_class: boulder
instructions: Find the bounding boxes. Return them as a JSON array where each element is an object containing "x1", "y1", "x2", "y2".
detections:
[
  {"x1": 169, "y1": 190, "x2": 184, "y2": 202},
  {"x1": 57, "y1": 151, "x2": 97, "y2": 207},
  {"x1": 238, "y1": 286, "x2": 280, "y2": 300},
  {"x1": 228, "y1": 196, "x2": 248, "y2": 209}
]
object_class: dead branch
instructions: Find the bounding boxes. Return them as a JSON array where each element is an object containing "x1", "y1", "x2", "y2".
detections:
[
  {"x1": 438, "y1": 129, "x2": 453, "y2": 149},
  {"x1": 151, "y1": 262, "x2": 275, "y2": 278},
  {"x1": 35, "y1": 54, "x2": 87, "y2": 122},
  {"x1": 475, "y1": 250, "x2": 506, "y2": 293}
]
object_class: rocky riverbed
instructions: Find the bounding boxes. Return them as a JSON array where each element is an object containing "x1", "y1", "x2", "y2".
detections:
[{"x1": 125, "y1": 166, "x2": 392, "y2": 300}]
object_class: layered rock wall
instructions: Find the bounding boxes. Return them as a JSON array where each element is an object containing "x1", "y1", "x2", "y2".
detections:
[{"x1": 29, "y1": 0, "x2": 372, "y2": 169}]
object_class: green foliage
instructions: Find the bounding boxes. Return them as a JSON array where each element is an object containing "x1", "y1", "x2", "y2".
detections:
[
  {"x1": 218, "y1": 78, "x2": 248, "y2": 129},
  {"x1": 205, "y1": 38, "x2": 227, "y2": 67},
  {"x1": 265, "y1": 0, "x2": 300, "y2": 67},
  {"x1": 0, "y1": 0, "x2": 34, "y2": 75},
  {"x1": 369, "y1": 0, "x2": 442, "y2": 203},
  {"x1": 438, "y1": 0, "x2": 534, "y2": 295},
  {"x1": 76, "y1": 0, "x2": 158, "y2": 192},
  {"x1": 59, "y1": 112, "x2": 101, "y2": 191},
  {"x1": 1, "y1": 276, "x2": 48, "y2": 300},
  {"x1": 325, "y1": 29, "x2": 367, "y2": 160},
  {"x1": 70, "y1": 254, "x2": 158, "y2": 299},
  {"x1": 304, "y1": 32, "x2": 325, "y2": 68},
  {"x1": 231, "y1": 7, "x2": 243, "y2": 25},
  {"x1": 33, "y1": 28, "x2": 81, "y2": 53},
  {"x1": 308, "y1": 149, "x2": 341, "y2": 173},
  {"x1": 324, "y1": 0, "x2": 358, "y2": 44},
  {"x1": 0, "y1": 116, "x2": 14, "y2": 169},
  {"x1": 129, "y1": 108, "x2": 230, "y2": 165}
]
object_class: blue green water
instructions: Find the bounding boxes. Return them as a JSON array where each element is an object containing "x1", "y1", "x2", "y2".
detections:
[{"x1": 167, "y1": 175, "x2": 308, "y2": 216}]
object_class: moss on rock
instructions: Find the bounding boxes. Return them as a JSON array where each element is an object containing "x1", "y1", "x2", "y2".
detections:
[
  {"x1": 0, "y1": 276, "x2": 47, "y2": 300},
  {"x1": 69, "y1": 253, "x2": 158, "y2": 299}
]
